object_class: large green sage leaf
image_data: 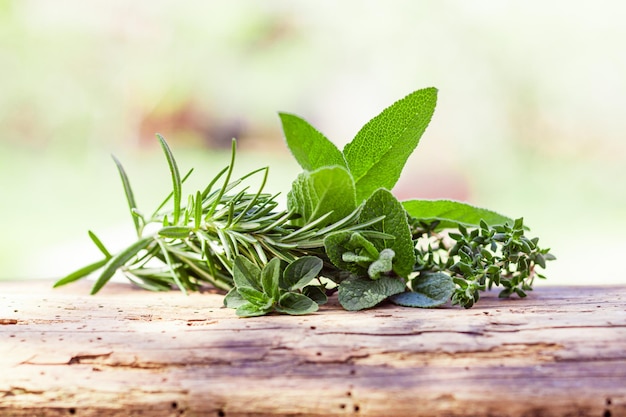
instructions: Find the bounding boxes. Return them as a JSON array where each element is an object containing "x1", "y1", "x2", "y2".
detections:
[
  {"x1": 287, "y1": 166, "x2": 356, "y2": 227},
  {"x1": 338, "y1": 276, "x2": 405, "y2": 311},
  {"x1": 343, "y1": 87, "x2": 437, "y2": 202},
  {"x1": 359, "y1": 189, "x2": 416, "y2": 278},
  {"x1": 279, "y1": 112, "x2": 347, "y2": 171},
  {"x1": 402, "y1": 199, "x2": 514, "y2": 230},
  {"x1": 390, "y1": 272, "x2": 455, "y2": 308}
]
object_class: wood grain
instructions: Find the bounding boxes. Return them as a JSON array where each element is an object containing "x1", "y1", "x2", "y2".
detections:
[{"x1": 1, "y1": 280, "x2": 625, "y2": 417}]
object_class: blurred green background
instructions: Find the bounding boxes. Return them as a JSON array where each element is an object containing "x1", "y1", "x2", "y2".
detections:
[{"x1": 1, "y1": 1, "x2": 624, "y2": 284}]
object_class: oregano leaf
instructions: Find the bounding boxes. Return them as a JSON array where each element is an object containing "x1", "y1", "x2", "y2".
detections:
[
  {"x1": 261, "y1": 257, "x2": 282, "y2": 301},
  {"x1": 390, "y1": 272, "x2": 455, "y2": 308},
  {"x1": 282, "y1": 256, "x2": 323, "y2": 291},
  {"x1": 287, "y1": 166, "x2": 356, "y2": 227},
  {"x1": 276, "y1": 292, "x2": 319, "y2": 315},
  {"x1": 302, "y1": 285, "x2": 328, "y2": 305},
  {"x1": 224, "y1": 288, "x2": 247, "y2": 308},
  {"x1": 236, "y1": 303, "x2": 270, "y2": 317},
  {"x1": 237, "y1": 287, "x2": 273, "y2": 309},
  {"x1": 279, "y1": 112, "x2": 347, "y2": 171},
  {"x1": 233, "y1": 256, "x2": 262, "y2": 291},
  {"x1": 338, "y1": 276, "x2": 405, "y2": 311},
  {"x1": 343, "y1": 87, "x2": 437, "y2": 202},
  {"x1": 402, "y1": 199, "x2": 515, "y2": 230}
]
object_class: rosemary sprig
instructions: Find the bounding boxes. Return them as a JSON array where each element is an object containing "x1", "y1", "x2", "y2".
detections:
[{"x1": 55, "y1": 137, "x2": 361, "y2": 295}]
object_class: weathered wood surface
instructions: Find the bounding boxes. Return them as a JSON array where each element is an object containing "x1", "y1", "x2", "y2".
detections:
[{"x1": 1, "y1": 280, "x2": 625, "y2": 417}]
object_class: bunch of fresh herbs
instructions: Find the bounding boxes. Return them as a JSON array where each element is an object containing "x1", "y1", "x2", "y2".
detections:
[{"x1": 55, "y1": 87, "x2": 554, "y2": 316}]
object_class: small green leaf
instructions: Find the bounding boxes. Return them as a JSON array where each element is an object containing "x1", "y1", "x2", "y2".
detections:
[
  {"x1": 158, "y1": 226, "x2": 192, "y2": 239},
  {"x1": 390, "y1": 272, "x2": 455, "y2": 308},
  {"x1": 338, "y1": 276, "x2": 405, "y2": 311},
  {"x1": 224, "y1": 288, "x2": 247, "y2": 308},
  {"x1": 91, "y1": 237, "x2": 153, "y2": 294},
  {"x1": 261, "y1": 257, "x2": 282, "y2": 301},
  {"x1": 194, "y1": 190, "x2": 202, "y2": 230},
  {"x1": 279, "y1": 112, "x2": 347, "y2": 171},
  {"x1": 287, "y1": 166, "x2": 357, "y2": 227},
  {"x1": 303, "y1": 285, "x2": 328, "y2": 305},
  {"x1": 276, "y1": 292, "x2": 318, "y2": 315},
  {"x1": 150, "y1": 168, "x2": 194, "y2": 219},
  {"x1": 233, "y1": 256, "x2": 262, "y2": 291},
  {"x1": 237, "y1": 286, "x2": 273, "y2": 309},
  {"x1": 88, "y1": 231, "x2": 112, "y2": 258},
  {"x1": 155, "y1": 239, "x2": 187, "y2": 295},
  {"x1": 54, "y1": 258, "x2": 108, "y2": 288},
  {"x1": 236, "y1": 302, "x2": 270, "y2": 317},
  {"x1": 342, "y1": 252, "x2": 372, "y2": 264},
  {"x1": 343, "y1": 87, "x2": 438, "y2": 202},
  {"x1": 282, "y1": 256, "x2": 323, "y2": 291},
  {"x1": 367, "y1": 248, "x2": 395, "y2": 280},
  {"x1": 157, "y1": 134, "x2": 182, "y2": 224},
  {"x1": 403, "y1": 199, "x2": 515, "y2": 230},
  {"x1": 360, "y1": 189, "x2": 415, "y2": 277},
  {"x1": 324, "y1": 231, "x2": 373, "y2": 276},
  {"x1": 112, "y1": 155, "x2": 141, "y2": 236}
]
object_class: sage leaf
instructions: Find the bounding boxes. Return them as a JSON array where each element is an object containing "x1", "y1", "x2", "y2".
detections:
[
  {"x1": 279, "y1": 112, "x2": 347, "y2": 171},
  {"x1": 343, "y1": 87, "x2": 437, "y2": 202},
  {"x1": 360, "y1": 189, "x2": 416, "y2": 278},
  {"x1": 282, "y1": 256, "x2": 323, "y2": 291},
  {"x1": 276, "y1": 292, "x2": 319, "y2": 315},
  {"x1": 338, "y1": 276, "x2": 405, "y2": 311},
  {"x1": 390, "y1": 272, "x2": 455, "y2": 308},
  {"x1": 324, "y1": 231, "x2": 374, "y2": 276},
  {"x1": 367, "y1": 248, "x2": 395, "y2": 280},
  {"x1": 402, "y1": 199, "x2": 514, "y2": 230},
  {"x1": 287, "y1": 166, "x2": 356, "y2": 227}
]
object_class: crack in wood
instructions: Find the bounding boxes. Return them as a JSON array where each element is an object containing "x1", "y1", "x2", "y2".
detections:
[
  {"x1": 1, "y1": 386, "x2": 45, "y2": 397},
  {"x1": 68, "y1": 352, "x2": 113, "y2": 365}
]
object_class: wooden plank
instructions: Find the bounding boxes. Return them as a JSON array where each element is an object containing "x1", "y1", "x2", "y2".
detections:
[{"x1": 1, "y1": 280, "x2": 625, "y2": 417}]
